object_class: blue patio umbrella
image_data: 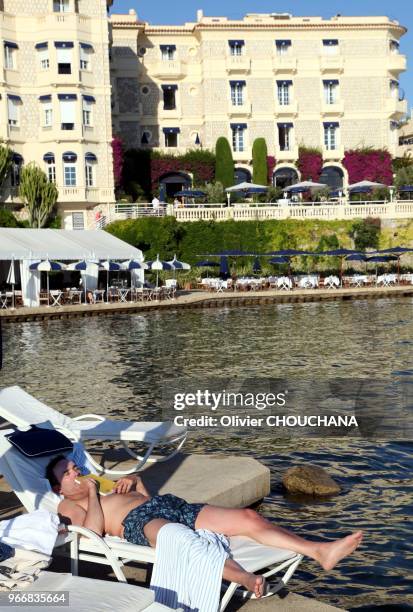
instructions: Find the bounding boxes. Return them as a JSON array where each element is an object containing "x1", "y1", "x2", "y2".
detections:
[
  {"x1": 168, "y1": 255, "x2": 191, "y2": 271},
  {"x1": 397, "y1": 185, "x2": 413, "y2": 192},
  {"x1": 100, "y1": 260, "x2": 122, "y2": 302},
  {"x1": 195, "y1": 260, "x2": 220, "y2": 267},
  {"x1": 147, "y1": 255, "x2": 173, "y2": 287},
  {"x1": 315, "y1": 248, "x2": 361, "y2": 283},
  {"x1": 366, "y1": 255, "x2": 398, "y2": 263},
  {"x1": 219, "y1": 256, "x2": 230, "y2": 279},
  {"x1": 346, "y1": 253, "x2": 367, "y2": 262},
  {"x1": 67, "y1": 260, "x2": 88, "y2": 271},
  {"x1": 375, "y1": 247, "x2": 413, "y2": 255},
  {"x1": 29, "y1": 260, "x2": 66, "y2": 295},
  {"x1": 174, "y1": 190, "x2": 206, "y2": 198},
  {"x1": 121, "y1": 259, "x2": 148, "y2": 270},
  {"x1": 269, "y1": 256, "x2": 290, "y2": 265}
]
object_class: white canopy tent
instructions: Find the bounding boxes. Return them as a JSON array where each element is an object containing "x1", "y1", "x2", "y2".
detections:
[{"x1": 0, "y1": 229, "x2": 144, "y2": 307}]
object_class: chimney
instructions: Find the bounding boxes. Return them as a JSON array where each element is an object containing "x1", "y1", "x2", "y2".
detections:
[{"x1": 197, "y1": 9, "x2": 204, "y2": 22}]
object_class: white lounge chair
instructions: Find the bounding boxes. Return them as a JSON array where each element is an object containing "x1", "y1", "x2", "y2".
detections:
[
  {"x1": 0, "y1": 429, "x2": 303, "y2": 612},
  {"x1": 0, "y1": 386, "x2": 187, "y2": 475},
  {"x1": 1, "y1": 571, "x2": 175, "y2": 612}
]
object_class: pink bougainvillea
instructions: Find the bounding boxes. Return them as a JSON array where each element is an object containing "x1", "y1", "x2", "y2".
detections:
[
  {"x1": 342, "y1": 149, "x2": 393, "y2": 185},
  {"x1": 150, "y1": 157, "x2": 214, "y2": 190},
  {"x1": 111, "y1": 136, "x2": 124, "y2": 188},
  {"x1": 266, "y1": 156, "x2": 276, "y2": 184},
  {"x1": 297, "y1": 148, "x2": 323, "y2": 182}
]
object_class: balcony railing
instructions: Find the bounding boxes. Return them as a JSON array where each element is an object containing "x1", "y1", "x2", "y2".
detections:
[
  {"x1": 274, "y1": 100, "x2": 298, "y2": 116},
  {"x1": 386, "y1": 97, "x2": 408, "y2": 117},
  {"x1": 321, "y1": 100, "x2": 344, "y2": 116},
  {"x1": 319, "y1": 56, "x2": 344, "y2": 73},
  {"x1": 388, "y1": 54, "x2": 407, "y2": 73},
  {"x1": 151, "y1": 60, "x2": 186, "y2": 79},
  {"x1": 228, "y1": 101, "x2": 252, "y2": 117},
  {"x1": 272, "y1": 56, "x2": 297, "y2": 74},
  {"x1": 225, "y1": 55, "x2": 251, "y2": 74}
]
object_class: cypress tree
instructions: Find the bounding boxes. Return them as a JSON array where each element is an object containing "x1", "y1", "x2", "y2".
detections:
[
  {"x1": 252, "y1": 138, "x2": 268, "y2": 185},
  {"x1": 215, "y1": 137, "x2": 234, "y2": 188}
]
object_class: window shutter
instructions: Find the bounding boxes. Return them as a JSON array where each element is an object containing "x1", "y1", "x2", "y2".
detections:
[
  {"x1": 56, "y1": 47, "x2": 72, "y2": 63},
  {"x1": 59, "y1": 99, "x2": 76, "y2": 122},
  {"x1": 7, "y1": 98, "x2": 18, "y2": 122}
]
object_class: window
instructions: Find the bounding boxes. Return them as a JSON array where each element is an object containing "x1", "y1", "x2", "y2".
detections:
[
  {"x1": 55, "y1": 42, "x2": 73, "y2": 74},
  {"x1": 38, "y1": 47, "x2": 49, "y2": 70},
  {"x1": 53, "y1": 0, "x2": 70, "y2": 12},
  {"x1": 231, "y1": 124, "x2": 246, "y2": 152},
  {"x1": 64, "y1": 164, "x2": 76, "y2": 185},
  {"x1": 160, "y1": 45, "x2": 176, "y2": 60},
  {"x1": 389, "y1": 39, "x2": 399, "y2": 54},
  {"x1": 228, "y1": 40, "x2": 244, "y2": 56},
  {"x1": 322, "y1": 39, "x2": 339, "y2": 55},
  {"x1": 141, "y1": 130, "x2": 151, "y2": 145},
  {"x1": 7, "y1": 96, "x2": 20, "y2": 127},
  {"x1": 4, "y1": 44, "x2": 16, "y2": 70},
  {"x1": 277, "y1": 81, "x2": 291, "y2": 105},
  {"x1": 324, "y1": 123, "x2": 339, "y2": 150},
  {"x1": 278, "y1": 123, "x2": 293, "y2": 151},
  {"x1": 275, "y1": 40, "x2": 291, "y2": 56},
  {"x1": 72, "y1": 212, "x2": 85, "y2": 230},
  {"x1": 44, "y1": 153, "x2": 56, "y2": 183},
  {"x1": 82, "y1": 96, "x2": 94, "y2": 126},
  {"x1": 39, "y1": 96, "x2": 53, "y2": 127},
  {"x1": 323, "y1": 80, "x2": 339, "y2": 104},
  {"x1": 80, "y1": 43, "x2": 93, "y2": 70},
  {"x1": 390, "y1": 79, "x2": 399, "y2": 99},
  {"x1": 163, "y1": 127, "x2": 179, "y2": 147},
  {"x1": 230, "y1": 81, "x2": 245, "y2": 106},
  {"x1": 11, "y1": 154, "x2": 23, "y2": 186},
  {"x1": 85, "y1": 153, "x2": 97, "y2": 187},
  {"x1": 390, "y1": 121, "x2": 399, "y2": 145},
  {"x1": 162, "y1": 85, "x2": 177, "y2": 110},
  {"x1": 59, "y1": 94, "x2": 76, "y2": 130}
]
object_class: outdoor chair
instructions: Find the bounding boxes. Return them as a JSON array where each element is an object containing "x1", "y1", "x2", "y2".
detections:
[
  {"x1": 38, "y1": 291, "x2": 50, "y2": 306},
  {"x1": 0, "y1": 386, "x2": 187, "y2": 475},
  {"x1": 0, "y1": 429, "x2": 303, "y2": 612},
  {"x1": 5, "y1": 570, "x2": 176, "y2": 612}
]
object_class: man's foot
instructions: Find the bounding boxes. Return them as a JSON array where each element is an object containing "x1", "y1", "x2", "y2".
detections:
[
  {"x1": 317, "y1": 531, "x2": 363, "y2": 571},
  {"x1": 244, "y1": 574, "x2": 266, "y2": 599}
]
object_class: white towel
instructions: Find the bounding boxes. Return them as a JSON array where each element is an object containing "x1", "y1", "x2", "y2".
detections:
[
  {"x1": 0, "y1": 548, "x2": 51, "y2": 590},
  {"x1": 0, "y1": 511, "x2": 59, "y2": 556},
  {"x1": 151, "y1": 523, "x2": 229, "y2": 612}
]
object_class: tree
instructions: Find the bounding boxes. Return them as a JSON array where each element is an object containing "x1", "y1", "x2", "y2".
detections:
[
  {"x1": 19, "y1": 162, "x2": 58, "y2": 228},
  {"x1": 252, "y1": 138, "x2": 268, "y2": 185},
  {"x1": 0, "y1": 143, "x2": 13, "y2": 188},
  {"x1": 349, "y1": 218, "x2": 381, "y2": 251},
  {"x1": 0, "y1": 208, "x2": 19, "y2": 227},
  {"x1": 394, "y1": 165, "x2": 413, "y2": 188},
  {"x1": 215, "y1": 137, "x2": 234, "y2": 188}
]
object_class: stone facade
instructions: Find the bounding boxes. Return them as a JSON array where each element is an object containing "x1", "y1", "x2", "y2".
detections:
[
  {"x1": 110, "y1": 10, "x2": 408, "y2": 186},
  {"x1": 0, "y1": 0, "x2": 115, "y2": 229}
]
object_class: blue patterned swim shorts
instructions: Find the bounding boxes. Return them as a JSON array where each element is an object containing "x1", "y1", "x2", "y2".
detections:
[{"x1": 122, "y1": 494, "x2": 205, "y2": 547}]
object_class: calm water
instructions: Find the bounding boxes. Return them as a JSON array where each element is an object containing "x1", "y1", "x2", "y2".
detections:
[{"x1": 1, "y1": 299, "x2": 412, "y2": 610}]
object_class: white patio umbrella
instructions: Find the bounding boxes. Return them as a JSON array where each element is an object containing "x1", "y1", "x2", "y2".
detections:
[
  {"x1": 29, "y1": 260, "x2": 66, "y2": 295},
  {"x1": 100, "y1": 260, "x2": 122, "y2": 302},
  {"x1": 147, "y1": 255, "x2": 173, "y2": 287},
  {"x1": 284, "y1": 180, "x2": 328, "y2": 192},
  {"x1": 348, "y1": 180, "x2": 387, "y2": 191},
  {"x1": 6, "y1": 258, "x2": 16, "y2": 309},
  {"x1": 225, "y1": 181, "x2": 268, "y2": 192}
]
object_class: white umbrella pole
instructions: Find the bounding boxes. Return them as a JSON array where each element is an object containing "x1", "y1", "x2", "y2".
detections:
[{"x1": 107, "y1": 271, "x2": 109, "y2": 303}]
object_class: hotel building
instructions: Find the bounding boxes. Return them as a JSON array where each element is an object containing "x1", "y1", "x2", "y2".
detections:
[
  {"x1": 0, "y1": 0, "x2": 115, "y2": 230},
  {"x1": 110, "y1": 9, "x2": 407, "y2": 193}
]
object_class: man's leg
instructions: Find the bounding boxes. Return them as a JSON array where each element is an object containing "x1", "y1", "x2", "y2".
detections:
[
  {"x1": 195, "y1": 506, "x2": 362, "y2": 571},
  {"x1": 143, "y1": 518, "x2": 266, "y2": 598}
]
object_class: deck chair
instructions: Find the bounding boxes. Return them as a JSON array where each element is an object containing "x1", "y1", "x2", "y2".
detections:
[
  {"x1": 0, "y1": 430, "x2": 303, "y2": 612},
  {"x1": 2, "y1": 571, "x2": 176, "y2": 612},
  {"x1": 0, "y1": 386, "x2": 187, "y2": 475}
]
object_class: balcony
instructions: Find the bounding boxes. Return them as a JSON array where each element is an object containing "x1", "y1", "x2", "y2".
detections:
[
  {"x1": 275, "y1": 100, "x2": 298, "y2": 117},
  {"x1": 151, "y1": 60, "x2": 186, "y2": 80},
  {"x1": 59, "y1": 187, "x2": 86, "y2": 202},
  {"x1": 320, "y1": 56, "x2": 344, "y2": 74},
  {"x1": 323, "y1": 145, "x2": 345, "y2": 161},
  {"x1": 388, "y1": 54, "x2": 407, "y2": 74},
  {"x1": 50, "y1": 69, "x2": 81, "y2": 87},
  {"x1": 85, "y1": 187, "x2": 115, "y2": 203},
  {"x1": 272, "y1": 56, "x2": 297, "y2": 74},
  {"x1": 56, "y1": 125, "x2": 84, "y2": 142},
  {"x1": 276, "y1": 146, "x2": 298, "y2": 161},
  {"x1": 228, "y1": 101, "x2": 252, "y2": 118},
  {"x1": 159, "y1": 106, "x2": 182, "y2": 120},
  {"x1": 225, "y1": 55, "x2": 251, "y2": 74},
  {"x1": 321, "y1": 100, "x2": 344, "y2": 116},
  {"x1": 386, "y1": 97, "x2": 408, "y2": 118}
]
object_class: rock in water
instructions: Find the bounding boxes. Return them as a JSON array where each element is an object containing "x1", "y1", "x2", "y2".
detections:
[{"x1": 282, "y1": 465, "x2": 341, "y2": 496}]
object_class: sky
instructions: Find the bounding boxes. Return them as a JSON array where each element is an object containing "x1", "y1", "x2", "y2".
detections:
[{"x1": 110, "y1": 0, "x2": 412, "y2": 112}]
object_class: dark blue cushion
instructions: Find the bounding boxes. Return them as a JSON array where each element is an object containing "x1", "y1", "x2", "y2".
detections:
[
  {"x1": 6, "y1": 425, "x2": 73, "y2": 458},
  {"x1": 0, "y1": 542, "x2": 14, "y2": 562}
]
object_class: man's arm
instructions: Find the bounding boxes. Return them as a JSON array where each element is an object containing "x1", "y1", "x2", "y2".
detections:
[
  {"x1": 58, "y1": 480, "x2": 105, "y2": 536},
  {"x1": 114, "y1": 474, "x2": 150, "y2": 496}
]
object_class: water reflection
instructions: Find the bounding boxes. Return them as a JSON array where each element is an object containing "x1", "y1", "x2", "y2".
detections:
[{"x1": 1, "y1": 298, "x2": 412, "y2": 610}]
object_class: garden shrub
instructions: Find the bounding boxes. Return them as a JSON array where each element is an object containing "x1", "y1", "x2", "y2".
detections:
[
  {"x1": 215, "y1": 137, "x2": 234, "y2": 188},
  {"x1": 252, "y1": 138, "x2": 268, "y2": 185}
]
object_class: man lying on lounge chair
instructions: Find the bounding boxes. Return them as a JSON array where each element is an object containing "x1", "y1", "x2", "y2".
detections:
[{"x1": 46, "y1": 456, "x2": 363, "y2": 599}]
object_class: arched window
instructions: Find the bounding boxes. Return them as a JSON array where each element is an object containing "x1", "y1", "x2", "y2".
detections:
[
  {"x1": 85, "y1": 152, "x2": 97, "y2": 187},
  {"x1": 234, "y1": 167, "x2": 251, "y2": 184},
  {"x1": 43, "y1": 152, "x2": 56, "y2": 183},
  {"x1": 319, "y1": 166, "x2": 344, "y2": 190},
  {"x1": 62, "y1": 151, "x2": 77, "y2": 186},
  {"x1": 272, "y1": 166, "x2": 298, "y2": 189}
]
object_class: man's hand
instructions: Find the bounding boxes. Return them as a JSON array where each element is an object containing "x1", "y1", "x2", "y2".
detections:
[
  {"x1": 84, "y1": 478, "x2": 100, "y2": 496},
  {"x1": 113, "y1": 475, "x2": 138, "y2": 494}
]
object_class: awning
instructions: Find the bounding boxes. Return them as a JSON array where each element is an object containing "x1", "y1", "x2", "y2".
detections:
[
  {"x1": 62, "y1": 151, "x2": 77, "y2": 162},
  {"x1": 160, "y1": 44, "x2": 176, "y2": 51},
  {"x1": 58, "y1": 94, "x2": 77, "y2": 100},
  {"x1": 229, "y1": 80, "x2": 246, "y2": 86},
  {"x1": 277, "y1": 122, "x2": 293, "y2": 128},
  {"x1": 161, "y1": 84, "x2": 178, "y2": 91},
  {"x1": 43, "y1": 152, "x2": 55, "y2": 162},
  {"x1": 54, "y1": 41, "x2": 74, "y2": 48},
  {"x1": 80, "y1": 42, "x2": 93, "y2": 50},
  {"x1": 275, "y1": 40, "x2": 291, "y2": 46},
  {"x1": 323, "y1": 39, "x2": 339, "y2": 45},
  {"x1": 82, "y1": 94, "x2": 95, "y2": 102},
  {"x1": 230, "y1": 123, "x2": 247, "y2": 130},
  {"x1": 39, "y1": 94, "x2": 52, "y2": 101},
  {"x1": 323, "y1": 122, "x2": 339, "y2": 128},
  {"x1": 228, "y1": 40, "x2": 244, "y2": 46},
  {"x1": 12, "y1": 153, "x2": 23, "y2": 163},
  {"x1": 323, "y1": 79, "x2": 339, "y2": 85},
  {"x1": 4, "y1": 41, "x2": 18, "y2": 49},
  {"x1": 35, "y1": 42, "x2": 48, "y2": 50},
  {"x1": 7, "y1": 94, "x2": 21, "y2": 102},
  {"x1": 85, "y1": 152, "x2": 97, "y2": 162},
  {"x1": 276, "y1": 80, "x2": 293, "y2": 85},
  {"x1": 162, "y1": 127, "x2": 180, "y2": 134}
]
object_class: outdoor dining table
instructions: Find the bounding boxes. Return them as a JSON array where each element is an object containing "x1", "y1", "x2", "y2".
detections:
[
  {"x1": 376, "y1": 274, "x2": 397, "y2": 287},
  {"x1": 117, "y1": 287, "x2": 130, "y2": 302},
  {"x1": 324, "y1": 275, "x2": 340, "y2": 289},
  {"x1": 298, "y1": 275, "x2": 319, "y2": 289},
  {"x1": 276, "y1": 276, "x2": 293, "y2": 290},
  {"x1": 349, "y1": 275, "x2": 369, "y2": 287}
]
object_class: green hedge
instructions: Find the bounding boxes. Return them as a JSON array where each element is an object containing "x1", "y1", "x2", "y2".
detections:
[
  {"x1": 215, "y1": 137, "x2": 234, "y2": 187},
  {"x1": 252, "y1": 138, "x2": 268, "y2": 185}
]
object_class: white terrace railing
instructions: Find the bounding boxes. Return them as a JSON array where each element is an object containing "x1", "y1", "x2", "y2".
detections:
[{"x1": 96, "y1": 200, "x2": 413, "y2": 227}]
